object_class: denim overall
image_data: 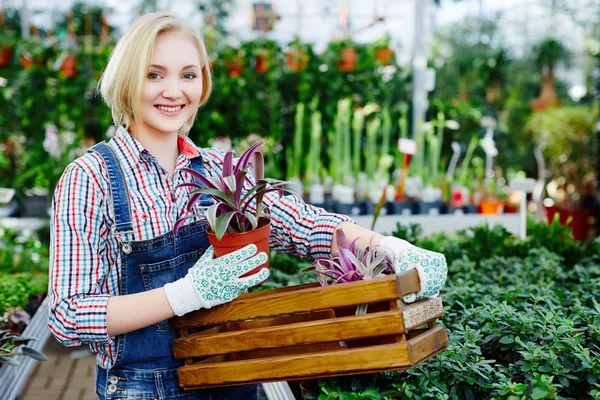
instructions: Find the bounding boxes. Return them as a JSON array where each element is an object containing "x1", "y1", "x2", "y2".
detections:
[{"x1": 90, "y1": 142, "x2": 257, "y2": 400}]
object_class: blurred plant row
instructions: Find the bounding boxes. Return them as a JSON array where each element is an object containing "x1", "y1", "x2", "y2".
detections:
[
  {"x1": 268, "y1": 219, "x2": 600, "y2": 399},
  {"x1": 0, "y1": 4, "x2": 598, "y2": 219},
  {"x1": 0, "y1": 225, "x2": 49, "y2": 367}
]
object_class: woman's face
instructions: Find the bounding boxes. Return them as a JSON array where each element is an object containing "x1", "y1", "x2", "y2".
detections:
[{"x1": 137, "y1": 30, "x2": 203, "y2": 136}]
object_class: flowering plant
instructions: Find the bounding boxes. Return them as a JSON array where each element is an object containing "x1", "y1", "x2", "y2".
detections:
[
  {"x1": 309, "y1": 230, "x2": 395, "y2": 286},
  {"x1": 307, "y1": 230, "x2": 395, "y2": 314},
  {"x1": 175, "y1": 140, "x2": 287, "y2": 240}
]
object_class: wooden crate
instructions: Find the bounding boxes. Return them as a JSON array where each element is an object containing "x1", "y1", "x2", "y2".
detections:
[{"x1": 170, "y1": 269, "x2": 448, "y2": 389}]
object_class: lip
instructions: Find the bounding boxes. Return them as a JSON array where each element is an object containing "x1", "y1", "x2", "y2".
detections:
[{"x1": 154, "y1": 104, "x2": 186, "y2": 117}]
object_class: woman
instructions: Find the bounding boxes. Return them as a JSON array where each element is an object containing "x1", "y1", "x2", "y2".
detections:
[{"x1": 48, "y1": 12, "x2": 447, "y2": 400}]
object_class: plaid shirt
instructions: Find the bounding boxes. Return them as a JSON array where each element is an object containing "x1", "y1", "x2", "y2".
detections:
[{"x1": 48, "y1": 127, "x2": 351, "y2": 369}]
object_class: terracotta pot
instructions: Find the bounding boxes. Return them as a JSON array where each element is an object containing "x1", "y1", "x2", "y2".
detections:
[
  {"x1": 375, "y1": 47, "x2": 394, "y2": 65},
  {"x1": 544, "y1": 206, "x2": 592, "y2": 242},
  {"x1": 479, "y1": 200, "x2": 504, "y2": 215},
  {"x1": 286, "y1": 48, "x2": 307, "y2": 71},
  {"x1": 255, "y1": 53, "x2": 269, "y2": 73},
  {"x1": 338, "y1": 48, "x2": 356, "y2": 72},
  {"x1": 20, "y1": 55, "x2": 41, "y2": 70},
  {"x1": 0, "y1": 46, "x2": 12, "y2": 66},
  {"x1": 226, "y1": 56, "x2": 245, "y2": 78},
  {"x1": 207, "y1": 222, "x2": 270, "y2": 277},
  {"x1": 60, "y1": 54, "x2": 77, "y2": 78}
]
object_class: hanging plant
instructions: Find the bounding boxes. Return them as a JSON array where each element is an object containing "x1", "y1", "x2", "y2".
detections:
[
  {"x1": 255, "y1": 51, "x2": 269, "y2": 73},
  {"x1": 371, "y1": 33, "x2": 394, "y2": 66},
  {"x1": 286, "y1": 47, "x2": 307, "y2": 72},
  {"x1": 338, "y1": 48, "x2": 357, "y2": 72},
  {"x1": 16, "y1": 35, "x2": 46, "y2": 70},
  {"x1": 0, "y1": 44, "x2": 12, "y2": 67}
]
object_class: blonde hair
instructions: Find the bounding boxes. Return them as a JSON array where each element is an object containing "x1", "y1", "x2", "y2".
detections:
[{"x1": 98, "y1": 12, "x2": 212, "y2": 134}]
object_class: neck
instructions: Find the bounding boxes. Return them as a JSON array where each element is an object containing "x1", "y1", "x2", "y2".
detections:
[{"x1": 130, "y1": 124, "x2": 180, "y2": 175}]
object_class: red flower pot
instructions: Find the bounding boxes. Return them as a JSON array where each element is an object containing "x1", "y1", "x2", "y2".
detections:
[
  {"x1": 226, "y1": 56, "x2": 245, "y2": 78},
  {"x1": 479, "y1": 200, "x2": 504, "y2": 215},
  {"x1": 286, "y1": 48, "x2": 307, "y2": 71},
  {"x1": 0, "y1": 46, "x2": 12, "y2": 66},
  {"x1": 59, "y1": 54, "x2": 77, "y2": 78},
  {"x1": 544, "y1": 206, "x2": 592, "y2": 241},
  {"x1": 375, "y1": 47, "x2": 394, "y2": 65},
  {"x1": 207, "y1": 222, "x2": 270, "y2": 277},
  {"x1": 338, "y1": 48, "x2": 356, "y2": 72},
  {"x1": 255, "y1": 53, "x2": 269, "y2": 73},
  {"x1": 20, "y1": 55, "x2": 41, "y2": 70}
]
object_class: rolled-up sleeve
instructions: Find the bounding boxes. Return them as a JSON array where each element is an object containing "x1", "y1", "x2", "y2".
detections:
[
  {"x1": 48, "y1": 163, "x2": 112, "y2": 347},
  {"x1": 201, "y1": 148, "x2": 353, "y2": 259}
]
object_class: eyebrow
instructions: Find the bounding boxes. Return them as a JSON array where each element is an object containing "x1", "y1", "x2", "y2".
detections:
[{"x1": 149, "y1": 64, "x2": 200, "y2": 70}]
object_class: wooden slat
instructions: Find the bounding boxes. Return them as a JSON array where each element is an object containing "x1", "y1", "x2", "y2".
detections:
[
  {"x1": 177, "y1": 326, "x2": 448, "y2": 389},
  {"x1": 173, "y1": 311, "x2": 405, "y2": 359},
  {"x1": 172, "y1": 270, "x2": 420, "y2": 329},
  {"x1": 401, "y1": 297, "x2": 444, "y2": 331},
  {"x1": 408, "y1": 325, "x2": 448, "y2": 365},
  {"x1": 177, "y1": 341, "x2": 413, "y2": 388},
  {"x1": 225, "y1": 309, "x2": 336, "y2": 332},
  {"x1": 229, "y1": 342, "x2": 343, "y2": 361}
]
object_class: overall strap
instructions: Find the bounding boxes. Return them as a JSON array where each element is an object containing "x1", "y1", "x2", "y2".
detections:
[
  {"x1": 189, "y1": 155, "x2": 214, "y2": 207},
  {"x1": 87, "y1": 142, "x2": 134, "y2": 239}
]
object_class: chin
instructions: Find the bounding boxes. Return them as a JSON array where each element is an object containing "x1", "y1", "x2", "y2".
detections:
[{"x1": 149, "y1": 120, "x2": 186, "y2": 134}]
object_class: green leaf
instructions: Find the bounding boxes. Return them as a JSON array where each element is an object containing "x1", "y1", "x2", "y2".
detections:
[
  {"x1": 0, "y1": 356, "x2": 21, "y2": 366},
  {"x1": 191, "y1": 188, "x2": 236, "y2": 209},
  {"x1": 215, "y1": 211, "x2": 238, "y2": 240},
  {"x1": 21, "y1": 346, "x2": 48, "y2": 361},
  {"x1": 531, "y1": 387, "x2": 548, "y2": 399},
  {"x1": 499, "y1": 336, "x2": 514, "y2": 344},
  {"x1": 361, "y1": 389, "x2": 381, "y2": 399}
]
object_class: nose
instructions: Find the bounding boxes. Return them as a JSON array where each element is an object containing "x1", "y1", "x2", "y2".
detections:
[{"x1": 161, "y1": 77, "x2": 183, "y2": 100}]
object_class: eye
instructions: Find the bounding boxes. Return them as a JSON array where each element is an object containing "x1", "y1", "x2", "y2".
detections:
[
  {"x1": 182, "y1": 73, "x2": 197, "y2": 80},
  {"x1": 147, "y1": 72, "x2": 162, "y2": 80}
]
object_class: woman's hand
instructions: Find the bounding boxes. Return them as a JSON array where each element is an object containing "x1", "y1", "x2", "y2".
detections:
[
  {"x1": 379, "y1": 236, "x2": 447, "y2": 302},
  {"x1": 164, "y1": 245, "x2": 269, "y2": 316}
]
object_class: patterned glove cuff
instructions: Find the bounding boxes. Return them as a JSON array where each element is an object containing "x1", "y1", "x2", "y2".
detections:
[
  {"x1": 379, "y1": 236, "x2": 415, "y2": 273},
  {"x1": 164, "y1": 275, "x2": 206, "y2": 317}
]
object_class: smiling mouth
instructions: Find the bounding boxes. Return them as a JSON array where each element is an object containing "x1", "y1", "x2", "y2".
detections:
[{"x1": 155, "y1": 105, "x2": 185, "y2": 113}]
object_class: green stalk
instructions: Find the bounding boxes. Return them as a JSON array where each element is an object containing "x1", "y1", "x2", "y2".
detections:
[
  {"x1": 410, "y1": 118, "x2": 425, "y2": 183},
  {"x1": 432, "y1": 111, "x2": 445, "y2": 186},
  {"x1": 352, "y1": 108, "x2": 365, "y2": 179},
  {"x1": 364, "y1": 116, "x2": 381, "y2": 182},
  {"x1": 332, "y1": 98, "x2": 351, "y2": 185},
  {"x1": 381, "y1": 106, "x2": 392, "y2": 158},
  {"x1": 342, "y1": 100, "x2": 352, "y2": 185},
  {"x1": 458, "y1": 135, "x2": 478, "y2": 186},
  {"x1": 289, "y1": 102, "x2": 305, "y2": 179},
  {"x1": 396, "y1": 102, "x2": 409, "y2": 171},
  {"x1": 306, "y1": 109, "x2": 322, "y2": 184}
]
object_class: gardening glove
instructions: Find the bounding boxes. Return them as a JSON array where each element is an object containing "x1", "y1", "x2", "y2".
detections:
[
  {"x1": 379, "y1": 236, "x2": 447, "y2": 303},
  {"x1": 164, "y1": 244, "x2": 269, "y2": 316}
]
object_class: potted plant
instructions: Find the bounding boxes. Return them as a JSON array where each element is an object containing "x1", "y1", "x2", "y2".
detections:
[
  {"x1": 0, "y1": 31, "x2": 16, "y2": 67},
  {"x1": 308, "y1": 229, "x2": 394, "y2": 315},
  {"x1": 175, "y1": 141, "x2": 287, "y2": 275},
  {"x1": 532, "y1": 38, "x2": 569, "y2": 111},
  {"x1": 15, "y1": 36, "x2": 45, "y2": 70},
  {"x1": 372, "y1": 33, "x2": 394, "y2": 66},
  {"x1": 307, "y1": 229, "x2": 395, "y2": 347}
]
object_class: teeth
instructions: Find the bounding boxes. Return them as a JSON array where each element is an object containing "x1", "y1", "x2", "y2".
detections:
[{"x1": 157, "y1": 105, "x2": 182, "y2": 112}]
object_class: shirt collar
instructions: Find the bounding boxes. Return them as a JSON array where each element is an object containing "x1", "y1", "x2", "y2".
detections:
[{"x1": 113, "y1": 126, "x2": 200, "y2": 162}]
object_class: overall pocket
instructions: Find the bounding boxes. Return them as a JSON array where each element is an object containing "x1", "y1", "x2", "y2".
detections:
[{"x1": 139, "y1": 249, "x2": 205, "y2": 332}]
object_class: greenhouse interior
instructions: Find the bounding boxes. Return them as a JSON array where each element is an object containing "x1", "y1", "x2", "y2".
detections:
[{"x1": 0, "y1": 0, "x2": 599, "y2": 399}]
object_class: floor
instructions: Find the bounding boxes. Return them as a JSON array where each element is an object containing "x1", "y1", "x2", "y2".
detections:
[
  {"x1": 18, "y1": 339, "x2": 298, "y2": 400},
  {"x1": 20, "y1": 338, "x2": 97, "y2": 400}
]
